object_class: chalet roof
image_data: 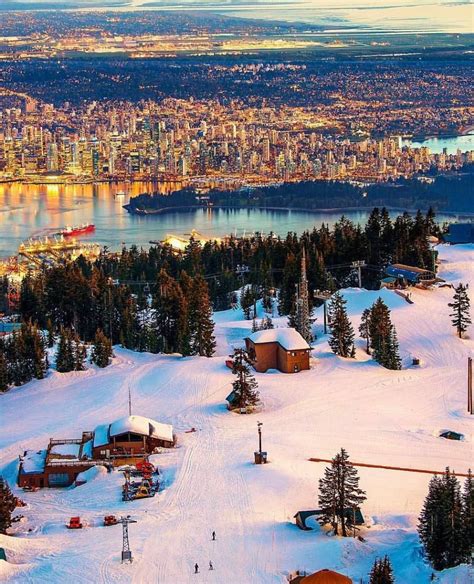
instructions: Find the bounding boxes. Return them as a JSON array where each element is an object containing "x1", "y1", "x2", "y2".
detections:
[
  {"x1": 109, "y1": 415, "x2": 174, "y2": 443},
  {"x1": 389, "y1": 263, "x2": 432, "y2": 274},
  {"x1": 247, "y1": 328, "x2": 310, "y2": 351},
  {"x1": 93, "y1": 423, "x2": 110, "y2": 448},
  {"x1": 50, "y1": 443, "x2": 81, "y2": 458},
  {"x1": 300, "y1": 569, "x2": 352, "y2": 584},
  {"x1": 21, "y1": 449, "x2": 47, "y2": 474},
  {"x1": 386, "y1": 263, "x2": 435, "y2": 283}
]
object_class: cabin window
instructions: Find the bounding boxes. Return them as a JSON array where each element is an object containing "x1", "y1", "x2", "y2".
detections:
[
  {"x1": 48, "y1": 473, "x2": 70, "y2": 487},
  {"x1": 291, "y1": 352, "x2": 296, "y2": 357},
  {"x1": 116, "y1": 432, "x2": 143, "y2": 442}
]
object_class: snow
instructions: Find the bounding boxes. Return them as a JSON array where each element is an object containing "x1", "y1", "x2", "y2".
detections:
[
  {"x1": 93, "y1": 423, "x2": 109, "y2": 448},
  {"x1": 0, "y1": 244, "x2": 473, "y2": 583},
  {"x1": 75, "y1": 465, "x2": 107, "y2": 485},
  {"x1": 49, "y1": 443, "x2": 81, "y2": 458},
  {"x1": 20, "y1": 450, "x2": 46, "y2": 474},
  {"x1": 109, "y1": 414, "x2": 173, "y2": 443},
  {"x1": 82, "y1": 439, "x2": 93, "y2": 459},
  {"x1": 248, "y1": 327, "x2": 311, "y2": 350}
]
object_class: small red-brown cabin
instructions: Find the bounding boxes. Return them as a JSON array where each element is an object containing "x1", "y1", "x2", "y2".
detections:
[{"x1": 245, "y1": 328, "x2": 311, "y2": 374}]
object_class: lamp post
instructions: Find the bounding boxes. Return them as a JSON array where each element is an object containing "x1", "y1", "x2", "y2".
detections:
[
  {"x1": 254, "y1": 421, "x2": 267, "y2": 464},
  {"x1": 313, "y1": 289, "x2": 332, "y2": 335}
]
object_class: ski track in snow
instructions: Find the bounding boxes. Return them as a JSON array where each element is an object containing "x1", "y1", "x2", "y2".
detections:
[{"x1": 0, "y1": 244, "x2": 473, "y2": 584}]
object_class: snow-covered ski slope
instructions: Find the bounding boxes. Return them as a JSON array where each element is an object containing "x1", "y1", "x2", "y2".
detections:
[{"x1": 1, "y1": 244, "x2": 472, "y2": 583}]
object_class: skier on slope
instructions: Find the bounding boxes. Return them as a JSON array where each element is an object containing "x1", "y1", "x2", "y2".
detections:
[
  {"x1": 194, "y1": 563, "x2": 199, "y2": 574},
  {"x1": 211, "y1": 530, "x2": 216, "y2": 541}
]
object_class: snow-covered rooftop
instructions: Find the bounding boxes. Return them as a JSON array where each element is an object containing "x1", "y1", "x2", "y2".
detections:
[
  {"x1": 49, "y1": 443, "x2": 81, "y2": 458},
  {"x1": 93, "y1": 423, "x2": 110, "y2": 448},
  {"x1": 82, "y1": 439, "x2": 93, "y2": 459},
  {"x1": 247, "y1": 327, "x2": 310, "y2": 350},
  {"x1": 21, "y1": 449, "x2": 47, "y2": 474},
  {"x1": 109, "y1": 415, "x2": 174, "y2": 443}
]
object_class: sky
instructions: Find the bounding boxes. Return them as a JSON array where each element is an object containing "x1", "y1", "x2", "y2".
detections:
[{"x1": 2, "y1": 0, "x2": 473, "y2": 33}]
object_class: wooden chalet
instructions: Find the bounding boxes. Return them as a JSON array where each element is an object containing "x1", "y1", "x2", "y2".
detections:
[
  {"x1": 18, "y1": 436, "x2": 100, "y2": 488},
  {"x1": 18, "y1": 415, "x2": 174, "y2": 489},
  {"x1": 245, "y1": 328, "x2": 310, "y2": 374},
  {"x1": 92, "y1": 415, "x2": 175, "y2": 460}
]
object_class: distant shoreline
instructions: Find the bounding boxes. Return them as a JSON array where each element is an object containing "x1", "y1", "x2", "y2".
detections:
[{"x1": 124, "y1": 204, "x2": 474, "y2": 219}]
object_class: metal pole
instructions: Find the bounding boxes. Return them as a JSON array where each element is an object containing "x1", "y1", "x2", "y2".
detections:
[
  {"x1": 323, "y1": 301, "x2": 327, "y2": 335},
  {"x1": 258, "y1": 422, "x2": 262, "y2": 454},
  {"x1": 468, "y1": 357, "x2": 473, "y2": 414}
]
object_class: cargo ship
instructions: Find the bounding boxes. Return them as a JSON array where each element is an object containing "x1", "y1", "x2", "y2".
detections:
[{"x1": 56, "y1": 223, "x2": 95, "y2": 237}]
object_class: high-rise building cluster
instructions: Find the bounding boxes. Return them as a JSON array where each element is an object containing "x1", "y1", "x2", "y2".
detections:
[{"x1": 0, "y1": 99, "x2": 471, "y2": 185}]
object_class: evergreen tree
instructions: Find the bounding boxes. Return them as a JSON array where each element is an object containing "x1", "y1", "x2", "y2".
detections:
[
  {"x1": 369, "y1": 556, "x2": 395, "y2": 584},
  {"x1": 188, "y1": 276, "x2": 216, "y2": 357},
  {"x1": 19, "y1": 275, "x2": 43, "y2": 324},
  {"x1": 418, "y1": 469, "x2": 467, "y2": 570},
  {"x1": 230, "y1": 348, "x2": 259, "y2": 410},
  {"x1": 318, "y1": 448, "x2": 367, "y2": 537},
  {"x1": 55, "y1": 328, "x2": 74, "y2": 373},
  {"x1": 0, "y1": 478, "x2": 17, "y2": 534},
  {"x1": 56, "y1": 328, "x2": 85, "y2": 372},
  {"x1": 448, "y1": 283, "x2": 471, "y2": 339},
  {"x1": 153, "y1": 269, "x2": 188, "y2": 354},
  {"x1": 462, "y1": 469, "x2": 473, "y2": 558},
  {"x1": 369, "y1": 298, "x2": 401, "y2": 370},
  {"x1": 240, "y1": 286, "x2": 255, "y2": 320},
  {"x1": 90, "y1": 329, "x2": 113, "y2": 368},
  {"x1": 30, "y1": 324, "x2": 48, "y2": 380},
  {"x1": 46, "y1": 318, "x2": 55, "y2": 348},
  {"x1": 294, "y1": 248, "x2": 312, "y2": 344},
  {"x1": 287, "y1": 294, "x2": 298, "y2": 330},
  {"x1": 73, "y1": 332, "x2": 87, "y2": 371},
  {"x1": 359, "y1": 308, "x2": 371, "y2": 354},
  {"x1": 119, "y1": 296, "x2": 140, "y2": 350},
  {"x1": 278, "y1": 252, "x2": 299, "y2": 316},
  {"x1": 0, "y1": 348, "x2": 9, "y2": 392},
  {"x1": 261, "y1": 316, "x2": 274, "y2": 330},
  {"x1": 4, "y1": 323, "x2": 48, "y2": 385},
  {"x1": 328, "y1": 292, "x2": 356, "y2": 358}
]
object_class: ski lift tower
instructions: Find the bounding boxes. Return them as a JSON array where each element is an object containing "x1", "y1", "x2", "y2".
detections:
[
  {"x1": 313, "y1": 289, "x2": 332, "y2": 334},
  {"x1": 351, "y1": 260, "x2": 366, "y2": 288},
  {"x1": 118, "y1": 516, "x2": 137, "y2": 563}
]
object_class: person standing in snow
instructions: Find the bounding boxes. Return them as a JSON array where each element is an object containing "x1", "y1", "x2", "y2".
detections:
[
  {"x1": 211, "y1": 531, "x2": 216, "y2": 541},
  {"x1": 209, "y1": 561, "x2": 214, "y2": 571},
  {"x1": 194, "y1": 563, "x2": 199, "y2": 574}
]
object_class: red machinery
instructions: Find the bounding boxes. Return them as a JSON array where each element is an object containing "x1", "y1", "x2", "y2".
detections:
[
  {"x1": 136, "y1": 460, "x2": 155, "y2": 474},
  {"x1": 67, "y1": 517, "x2": 83, "y2": 529},
  {"x1": 104, "y1": 515, "x2": 118, "y2": 527}
]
